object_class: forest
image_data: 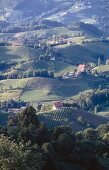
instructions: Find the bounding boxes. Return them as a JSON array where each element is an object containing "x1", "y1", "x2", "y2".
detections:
[{"x1": 0, "y1": 106, "x2": 109, "y2": 170}]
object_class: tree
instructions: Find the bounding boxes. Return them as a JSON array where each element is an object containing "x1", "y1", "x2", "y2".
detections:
[
  {"x1": 58, "y1": 133, "x2": 73, "y2": 152},
  {"x1": 96, "y1": 124, "x2": 109, "y2": 138},
  {"x1": 98, "y1": 57, "x2": 102, "y2": 66},
  {"x1": 52, "y1": 126, "x2": 72, "y2": 140},
  {"x1": 78, "y1": 116, "x2": 87, "y2": 125},
  {"x1": 18, "y1": 106, "x2": 39, "y2": 127},
  {"x1": 82, "y1": 128, "x2": 97, "y2": 140},
  {"x1": 0, "y1": 135, "x2": 44, "y2": 170},
  {"x1": 7, "y1": 106, "x2": 40, "y2": 143},
  {"x1": 102, "y1": 133, "x2": 109, "y2": 144}
]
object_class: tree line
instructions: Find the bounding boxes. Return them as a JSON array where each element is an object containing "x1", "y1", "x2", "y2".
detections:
[{"x1": 0, "y1": 69, "x2": 54, "y2": 80}]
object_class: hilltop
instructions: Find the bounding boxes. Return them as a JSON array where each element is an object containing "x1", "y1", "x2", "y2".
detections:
[{"x1": 0, "y1": 0, "x2": 109, "y2": 39}]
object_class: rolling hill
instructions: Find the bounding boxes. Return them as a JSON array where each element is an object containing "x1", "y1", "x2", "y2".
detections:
[
  {"x1": 0, "y1": 75, "x2": 106, "y2": 102},
  {"x1": 0, "y1": 0, "x2": 109, "y2": 30},
  {"x1": 0, "y1": 0, "x2": 109, "y2": 41},
  {"x1": 0, "y1": 0, "x2": 109, "y2": 104}
]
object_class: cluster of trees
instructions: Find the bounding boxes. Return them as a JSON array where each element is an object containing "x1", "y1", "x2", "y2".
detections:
[
  {"x1": 1, "y1": 25, "x2": 49, "y2": 33},
  {"x1": 0, "y1": 61, "x2": 16, "y2": 71},
  {"x1": 39, "y1": 45, "x2": 61, "y2": 61},
  {"x1": 7, "y1": 69, "x2": 54, "y2": 79},
  {"x1": 72, "y1": 89, "x2": 109, "y2": 113},
  {"x1": 0, "y1": 69, "x2": 54, "y2": 80},
  {"x1": 0, "y1": 106, "x2": 109, "y2": 170},
  {"x1": 0, "y1": 18, "x2": 63, "y2": 34},
  {"x1": 0, "y1": 99, "x2": 27, "y2": 110}
]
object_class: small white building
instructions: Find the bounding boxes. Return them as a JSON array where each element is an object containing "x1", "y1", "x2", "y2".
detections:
[{"x1": 106, "y1": 59, "x2": 109, "y2": 65}]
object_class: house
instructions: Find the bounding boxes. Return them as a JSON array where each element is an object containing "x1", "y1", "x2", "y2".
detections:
[
  {"x1": 50, "y1": 56, "x2": 56, "y2": 61},
  {"x1": 77, "y1": 64, "x2": 86, "y2": 72},
  {"x1": 52, "y1": 101, "x2": 63, "y2": 110},
  {"x1": 67, "y1": 41, "x2": 72, "y2": 45},
  {"x1": 106, "y1": 59, "x2": 109, "y2": 65}
]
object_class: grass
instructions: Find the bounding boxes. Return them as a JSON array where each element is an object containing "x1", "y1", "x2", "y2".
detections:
[
  {"x1": 57, "y1": 41, "x2": 109, "y2": 64},
  {"x1": 0, "y1": 46, "x2": 40, "y2": 62},
  {"x1": 20, "y1": 89, "x2": 49, "y2": 102},
  {"x1": 93, "y1": 65, "x2": 109, "y2": 73},
  {"x1": 0, "y1": 40, "x2": 109, "y2": 103},
  {"x1": 0, "y1": 90, "x2": 22, "y2": 102},
  {"x1": 0, "y1": 74, "x2": 106, "y2": 103},
  {"x1": 0, "y1": 77, "x2": 91, "y2": 102},
  {"x1": 0, "y1": 79, "x2": 28, "y2": 89},
  {"x1": 97, "y1": 107, "x2": 109, "y2": 118}
]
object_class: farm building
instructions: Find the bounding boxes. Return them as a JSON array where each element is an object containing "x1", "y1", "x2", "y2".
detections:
[
  {"x1": 77, "y1": 64, "x2": 86, "y2": 72},
  {"x1": 52, "y1": 101, "x2": 63, "y2": 110},
  {"x1": 106, "y1": 59, "x2": 109, "y2": 65}
]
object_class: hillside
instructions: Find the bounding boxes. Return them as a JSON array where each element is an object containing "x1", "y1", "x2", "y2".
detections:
[
  {"x1": 0, "y1": 75, "x2": 106, "y2": 102},
  {"x1": 0, "y1": 0, "x2": 109, "y2": 103},
  {"x1": 37, "y1": 107, "x2": 108, "y2": 132},
  {"x1": 0, "y1": 0, "x2": 109, "y2": 28}
]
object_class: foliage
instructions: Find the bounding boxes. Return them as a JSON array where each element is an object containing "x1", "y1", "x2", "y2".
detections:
[
  {"x1": 0, "y1": 106, "x2": 109, "y2": 170},
  {"x1": 0, "y1": 135, "x2": 44, "y2": 170}
]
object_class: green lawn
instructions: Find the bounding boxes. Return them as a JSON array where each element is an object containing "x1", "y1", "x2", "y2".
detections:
[
  {"x1": 93, "y1": 65, "x2": 109, "y2": 73},
  {"x1": 97, "y1": 107, "x2": 109, "y2": 118},
  {"x1": 0, "y1": 46, "x2": 40, "y2": 62}
]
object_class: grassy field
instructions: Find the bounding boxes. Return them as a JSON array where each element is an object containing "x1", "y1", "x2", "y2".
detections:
[
  {"x1": 0, "y1": 46, "x2": 40, "y2": 62},
  {"x1": 0, "y1": 75, "x2": 106, "y2": 102},
  {"x1": 93, "y1": 65, "x2": 109, "y2": 73},
  {"x1": 97, "y1": 107, "x2": 109, "y2": 118},
  {"x1": 0, "y1": 40, "x2": 109, "y2": 103},
  {"x1": 57, "y1": 41, "x2": 109, "y2": 64}
]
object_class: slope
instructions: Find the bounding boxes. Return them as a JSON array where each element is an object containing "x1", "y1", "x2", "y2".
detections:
[{"x1": 37, "y1": 107, "x2": 108, "y2": 132}]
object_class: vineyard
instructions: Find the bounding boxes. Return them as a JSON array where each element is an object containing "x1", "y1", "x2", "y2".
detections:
[{"x1": 37, "y1": 107, "x2": 107, "y2": 132}]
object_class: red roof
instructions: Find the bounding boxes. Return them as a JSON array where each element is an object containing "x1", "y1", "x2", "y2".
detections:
[
  {"x1": 53, "y1": 101, "x2": 63, "y2": 108},
  {"x1": 78, "y1": 64, "x2": 85, "y2": 71}
]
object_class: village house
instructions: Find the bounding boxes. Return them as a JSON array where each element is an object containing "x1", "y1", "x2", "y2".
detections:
[
  {"x1": 75, "y1": 64, "x2": 87, "y2": 77},
  {"x1": 50, "y1": 56, "x2": 56, "y2": 61},
  {"x1": 52, "y1": 101, "x2": 63, "y2": 110},
  {"x1": 77, "y1": 64, "x2": 86, "y2": 72},
  {"x1": 106, "y1": 59, "x2": 109, "y2": 65}
]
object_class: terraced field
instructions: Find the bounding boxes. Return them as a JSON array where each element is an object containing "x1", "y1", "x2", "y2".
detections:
[{"x1": 37, "y1": 107, "x2": 108, "y2": 132}]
